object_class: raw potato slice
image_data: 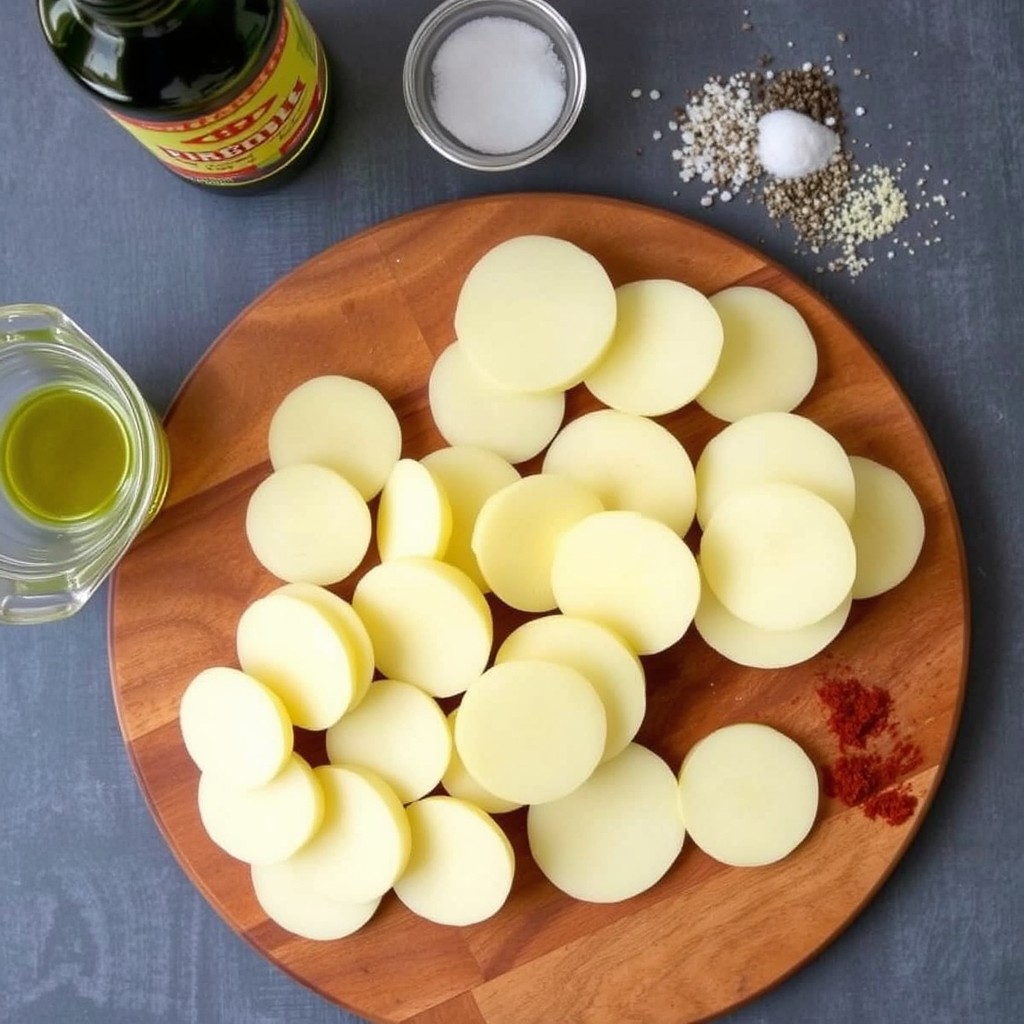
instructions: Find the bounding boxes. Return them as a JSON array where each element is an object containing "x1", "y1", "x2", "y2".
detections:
[
  {"x1": 698, "y1": 286, "x2": 818, "y2": 422},
  {"x1": 455, "y1": 660, "x2": 607, "y2": 805},
  {"x1": 454, "y1": 235, "x2": 617, "y2": 393},
  {"x1": 197, "y1": 753, "x2": 323, "y2": 865},
  {"x1": 237, "y1": 592, "x2": 360, "y2": 730},
  {"x1": 700, "y1": 482, "x2": 856, "y2": 632},
  {"x1": 179, "y1": 667, "x2": 293, "y2": 789},
  {"x1": 695, "y1": 411, "x2": 856, "y2": 528},
  {"x1": 496, "y1": 615, "x2": 646, "y2": 763},
  {"x1": 352, "y1": 558, "x2": 492, "y2": 698},
  {"x1": 273, "y1": 583, "x2": 374, "y2": 708},
  {"x1": 848, "y1": 455, "x2": 926, "y2": 599},
  {"x1": 528, "y1": 744, "x2": 685, "y2": 902},
  {"x1": 394, "y1": 797, "x2": 515, "y2": 926},
  {"x1": 325, "y1": 680, "x2": 451, "y2": 804},
  {"x1": 472, "y1": 475, "x2": 603, "y2": 612},
  {"x1": 251, "y1": 861, "x2": 380, "y2": 941},
  {"x1": 428, "y1": 341, "x2": 565, "y2": 463},
  {"x1": 541, "y1": 409, "x2": 697, "y2": 535},
  {"x1": 441, "y1": 710, "x2": 522, "y2": 814},
  {"x1": 551, "y1": 511, "x2": 701, "y2": 655},
  {"x1": 677, "y1": 723, "x2": 819, "y2": 867},
  {"x1": 421, "y1": 446, "x2": 521, "y2": 592},
  {"x1": 695, "y1": 568, "x2": 853, "y2": 668},
  {"x1": 268, "y1": 375, "x2": 401, "y2": 500},
  {"x1": 584, "y1": 279, "x2": 724, "y2": 416},
  {"x1": 286, "y1": 764, "x2": 410, "y2": 903},
  {"x1": 376, "y1": 459, "x2": 453, "y2": 562},
  {"x1": 246, "y1": 463, "x2": 371, "y2": 585}
]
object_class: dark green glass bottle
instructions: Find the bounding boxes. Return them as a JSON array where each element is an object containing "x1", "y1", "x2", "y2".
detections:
[{"x1": 38, "y1": 0, "x2": 332, "y2": 191}]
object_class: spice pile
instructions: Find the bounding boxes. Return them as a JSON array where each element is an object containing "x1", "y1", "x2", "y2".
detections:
[
  {"x1": 816, "y1": 666, "x2": 923, "y2": 826},
  {"x1": 635, "y1": 27, "x2": 961, "y2": 278}
]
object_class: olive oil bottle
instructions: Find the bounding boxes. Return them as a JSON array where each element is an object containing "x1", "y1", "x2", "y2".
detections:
[{"x1": 37, "y1": 0, "x2": 332, "y2": 190}]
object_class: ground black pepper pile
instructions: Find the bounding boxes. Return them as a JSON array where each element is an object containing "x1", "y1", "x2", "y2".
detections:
[
  {"x1": 758, "y1": 67, "x2": 852, "y2": 249},
  {"x1": 760, "y1": 67, "x2": 844, "y2": 134}
]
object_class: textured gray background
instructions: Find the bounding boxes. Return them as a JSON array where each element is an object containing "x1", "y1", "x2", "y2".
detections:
[{"x1": 1, "y1": 1, "x2": 1021, "y2": 1022}]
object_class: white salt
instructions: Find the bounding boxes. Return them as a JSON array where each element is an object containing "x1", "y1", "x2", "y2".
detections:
[
  {"x1": 756, "y1": 108, "x2": 840, "y2": 180},
  {"x1": 430, "y1": 17, "x2": 566, "y2": 155}
]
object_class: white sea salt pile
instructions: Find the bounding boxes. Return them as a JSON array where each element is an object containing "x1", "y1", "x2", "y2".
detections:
[
  {"x1": 431, "y1": 17, "x2": 566, "y2": 155},
  {"x1": 757, "y1": 109, "x2": 839, "y2": 180}
]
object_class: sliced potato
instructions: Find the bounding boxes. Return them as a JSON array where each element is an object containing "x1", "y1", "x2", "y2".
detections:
[
  {"x1": 325, "y1": 680, "x2": 451, "y2": 804},
  {"x1": 584, "y1": 279, "x2": 723, "y2": 416},
  {"x1": 455, "y1": 235, "x2": 617, "y2": 393},
  {"x1": 245, "y1": 463, "x2": 371, "y2": 585},
  {"x1": 496, "y1": 615, "x2": 646, "y2": 763},
  {"x1": 677, "y1": 723, "x2": 819, "y2": 867},
  {"x1": 551, "y1": 511, "x2": 700, "y2": 655},
  {"x1": 528, "y1": 744, "x2": 685, "y2": 902},
  {"x1": 285, "y1": 764, "x2": 410, "y2": 903},
  {"x1": 471, "y1": 474, "x2": 603, "y2": 613},
  {"x1": 695, "y1": 567, "x2": 852, "y2": 668},
  {"x1": 179, "y1": 667, "x2": 293, "y2": 789},
  {"x1": 848, "y1": 455, "x2": 926, "y2": 599},
  {"x1": 394, "y1": 796, "x2": 515, "y2": 926},
  {"x1": 455, "y1": 659, "x2": 606, "y2": 806},
  {"x1": 197, "y1": 753, "x2": 323, "y2": 865},
  {"x1": 441, "y1": 709, "x2": 523, "y2": 815},
  {"x1": 376, "y1": 459, "x2": 452, "y2": 562},
  {"x1": 695, "y1": 411, "x2": 856, "y2": 528},
  {"x1": 420, "y1": 445, "x2": 521, "y2": 592},
  {"x1": 268, "y1": 375, "x2": 401, "y2": 500},
  {"x1": 541, "y1": 409, "x2": 697, "y2": 535},
  {"x1": 237, "y1": 592, "x2": 361, "y2": 730},
  {"x1": 429, "y1": 341, "x2": 565, "y2": 463},
  {"x1": 697, "y1": 286, "x2": 818, "y2": 422},
  {"x1": 272, "y1": 582, "x2": 375, "y2": 709},
  {"x1": 699, "y1": 482, "x2": 856, "y2": 632},
  {"x1": 251, "y1": 860, "x2": 380, "y2": 941},
  {"x1": 352, "y1": 558, "x2": 492, "y2": 698}
]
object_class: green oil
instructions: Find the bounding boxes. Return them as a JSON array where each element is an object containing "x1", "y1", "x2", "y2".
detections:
[{"x1": 0, "y1": 386, "x2": 130, "y2": 524}]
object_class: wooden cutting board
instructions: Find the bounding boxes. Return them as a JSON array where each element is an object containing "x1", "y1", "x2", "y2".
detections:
[{"x1": 107, "y1": 193, "x2": 968, "y2": 1024}]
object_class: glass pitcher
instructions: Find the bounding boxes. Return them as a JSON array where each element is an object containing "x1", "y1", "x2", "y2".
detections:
[{"x1": 0, "y1": 305, "x2": 169, "y2": 624}]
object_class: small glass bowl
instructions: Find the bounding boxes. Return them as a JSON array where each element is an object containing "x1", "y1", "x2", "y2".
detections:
[
  {"x1": 403, "y1": 0, "x2": 587, "y2": 171},
  {"x1": 0, "y1": 305, "x2": 169, "y2": 624}
]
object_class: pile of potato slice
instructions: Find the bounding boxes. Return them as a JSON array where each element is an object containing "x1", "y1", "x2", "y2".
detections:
[{"x1": 179, "y1": 235, "x2": 925, "y2": 940}]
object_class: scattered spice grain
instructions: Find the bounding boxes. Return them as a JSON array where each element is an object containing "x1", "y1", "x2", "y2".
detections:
[
  {"x1": 762, "y1": 153, "x2": 852, "y2": 249},
  {"x1": 827, "y1": 164, "x2": 909, "y2": 276},
  {"x1": 671, "y1": 72, "x2": 762, "y2": 198}
]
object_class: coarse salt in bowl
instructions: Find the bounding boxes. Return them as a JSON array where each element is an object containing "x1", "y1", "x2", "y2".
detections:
[{"x1": 403, "y1": 0, "x2": 587, "y2": 171}]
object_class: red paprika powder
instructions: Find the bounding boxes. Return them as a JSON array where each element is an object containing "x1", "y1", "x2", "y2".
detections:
[
  {"x1": 816, "y1": 672, "x2": 893, "y2": 749},
  {"x1": 816, "y1": 667, "x2": 922, "y2": 827},
  {"x1": 863, "y1": 787, "x2": 918, "y2": 826}
]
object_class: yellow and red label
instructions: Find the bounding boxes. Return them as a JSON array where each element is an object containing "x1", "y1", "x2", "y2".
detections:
[{"x1": 107, "y1": 0, "x2": 328, "y2": 187}]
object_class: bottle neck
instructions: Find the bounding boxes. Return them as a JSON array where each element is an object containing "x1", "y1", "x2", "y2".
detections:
[{"x1": 72, "y1": 0, "x2": 185, "y2": 26}]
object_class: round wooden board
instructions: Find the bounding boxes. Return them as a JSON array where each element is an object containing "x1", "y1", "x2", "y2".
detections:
[{"x1": 108, "y1": 193, "x2": 968, "y2": 1024}]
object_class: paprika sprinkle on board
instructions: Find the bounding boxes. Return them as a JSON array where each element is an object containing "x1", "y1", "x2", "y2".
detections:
[
  {"x1": 816, "y1": 669, "x2": 893, "y2": 749},
  {"x1": 816, "y1": 665, "x2": 923, "y2": 826}
]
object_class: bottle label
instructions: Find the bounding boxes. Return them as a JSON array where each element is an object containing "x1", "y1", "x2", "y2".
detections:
[{"x1": 105, "y1": 0, "x2": 328, "y2": 187}]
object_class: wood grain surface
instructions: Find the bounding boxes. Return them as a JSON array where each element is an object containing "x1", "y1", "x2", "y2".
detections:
[{"x1": 107, "y1": 193, "x2": 969, "y2": 1024}]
